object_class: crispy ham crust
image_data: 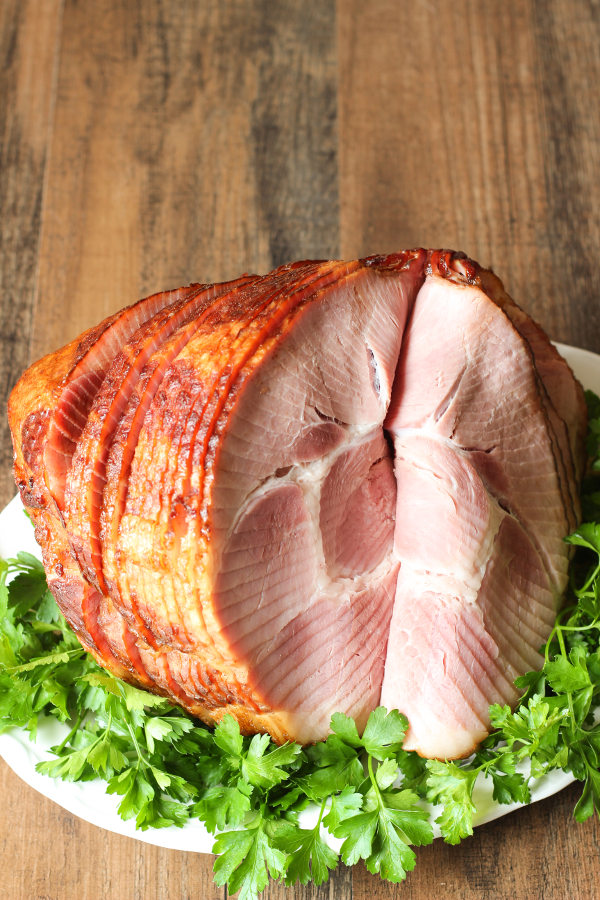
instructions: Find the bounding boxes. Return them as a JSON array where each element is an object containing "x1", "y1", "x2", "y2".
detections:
[{"x1": 8, "y1": 249, "x2": 587, "y2": 757}]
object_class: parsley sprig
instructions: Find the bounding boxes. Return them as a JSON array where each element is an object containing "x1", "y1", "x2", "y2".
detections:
[{"x1": 1, "y1": 390, "x2": 600, "y2": 897}]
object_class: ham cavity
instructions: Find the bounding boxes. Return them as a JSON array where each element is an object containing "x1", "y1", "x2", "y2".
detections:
[{"x1": 8, "y1": 249, "x2": 587, "y2": 758}]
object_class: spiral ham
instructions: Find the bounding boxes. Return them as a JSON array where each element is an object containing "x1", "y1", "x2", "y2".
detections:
[{"x1": 8, "y1": 249, "x2": 587, "y2": 757}]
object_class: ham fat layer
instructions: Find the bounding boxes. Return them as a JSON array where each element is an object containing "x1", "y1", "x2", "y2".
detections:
[{"x1": 8, "y1": 249, "x2": 586, "y2": 757}]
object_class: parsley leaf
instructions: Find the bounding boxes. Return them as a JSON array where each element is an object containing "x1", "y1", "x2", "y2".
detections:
[
  {"x1": 333, "y1": 753, "x2": 433, "y2": 879},
  {"x1": 272, "y1": 809, "x2": 339, "y2": 886},
  {"x1": 426, "y1": 760, "x2": 478, "y2": 844},
  {"x1": 213, "y1": 812, "x2": 286, "y2": 900}
]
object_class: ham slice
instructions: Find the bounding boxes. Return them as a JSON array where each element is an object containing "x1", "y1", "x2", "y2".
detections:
[
  {"x1": 381, "y1": 253, "x2": 575, "y2": 755},
  {"x1": 8, "y1": 249, "x2": 586, "y2": 756}
]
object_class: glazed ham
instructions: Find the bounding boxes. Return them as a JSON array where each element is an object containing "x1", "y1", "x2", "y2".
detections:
[{"x1": 8, "y1": 249, "x2": 587, "y2": 758}]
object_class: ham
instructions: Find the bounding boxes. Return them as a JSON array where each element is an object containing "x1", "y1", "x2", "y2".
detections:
[{"x1": 8, "y1": 249, "x2": 586, "y2": 757}]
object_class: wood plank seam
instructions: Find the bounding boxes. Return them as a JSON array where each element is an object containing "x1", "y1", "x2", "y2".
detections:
[{"x1": 26, "y1": 0, "x2": 66, "y2": 370}]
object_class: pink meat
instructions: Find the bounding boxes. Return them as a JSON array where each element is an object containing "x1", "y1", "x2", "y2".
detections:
[
  {"x1": 8, "y1": 248, "x2": 586, "y2": 755},
  {"x1": 381, "y1": 268, "x2": 574, "y2": 756}
]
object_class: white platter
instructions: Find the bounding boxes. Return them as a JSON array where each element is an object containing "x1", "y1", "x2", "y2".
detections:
[{"x1": 0, "y1": 342, "x2": 598, "y2": 852}]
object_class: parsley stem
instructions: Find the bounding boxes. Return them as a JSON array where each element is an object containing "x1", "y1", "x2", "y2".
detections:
[
  {"x1": 544, "y1": 604, "x2": 577, "y2": 664},
  {"x1": 548, "y1": 620, "x2": 600, "y2": 633},
  {"x1": 579, "y1": 561, "x2": 600, "y2": 595},
  {"x1": 552, "y1": 621, "x2": 578, "y2": 739},
  {"x1": 124, "y1": 717, "x2": 146, "y2": 767},
  {"x1": 367, "y1": 754, "x2": 383, "y2": 806},
  {"x1": 316, "y1": 797, "x2": 327, "y2": 830},
  {"x1": 55, "y1": 710, "x2": 84, "y2": 754},
  {"x1": 556, "y1": 622, "x2": 568, "y2": 659}
]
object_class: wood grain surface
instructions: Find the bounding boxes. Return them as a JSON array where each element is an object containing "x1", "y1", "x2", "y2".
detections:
[{"x1": 1, "y1": 1, "x2": 599, "y2": 897}]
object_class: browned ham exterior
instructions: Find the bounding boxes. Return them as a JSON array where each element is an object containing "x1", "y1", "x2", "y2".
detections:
[{"x1": 8, "y1": 249, "x2": 587, "y2": 757}]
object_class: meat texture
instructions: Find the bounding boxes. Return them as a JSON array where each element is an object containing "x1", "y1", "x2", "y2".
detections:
[{"x1": 8, "y1": 249, "x2": 587, "y2": 757}]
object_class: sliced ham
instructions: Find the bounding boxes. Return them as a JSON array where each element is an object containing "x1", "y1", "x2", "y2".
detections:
[
  {"x1": 44, "y1": 284, "x2": 205, "y2": 509},
  {"x1": 64, "y1": 275, "x2": 256, "y2": 594},
  {"x1": 8, "y1": 248, "x2": 586, "y2": 757}
]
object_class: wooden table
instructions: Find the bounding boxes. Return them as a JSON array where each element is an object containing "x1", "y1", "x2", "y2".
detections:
[{"x1": 1, "y1": 1, "x2": 599, "y2": 897}]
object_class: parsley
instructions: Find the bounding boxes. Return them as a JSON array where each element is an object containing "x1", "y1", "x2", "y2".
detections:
[{"x1": 1, "y1": 391, "x2": 600, "y2": 896}]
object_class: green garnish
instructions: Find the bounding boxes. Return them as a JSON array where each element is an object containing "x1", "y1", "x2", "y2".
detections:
[{"x1": 1, "y1": 390, "x2": 600, "y2": 898}]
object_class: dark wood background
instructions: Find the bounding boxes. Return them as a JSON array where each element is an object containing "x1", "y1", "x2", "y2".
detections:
[{"x1": 1, "y1": 1, "x2": 599, "y2": 897}]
